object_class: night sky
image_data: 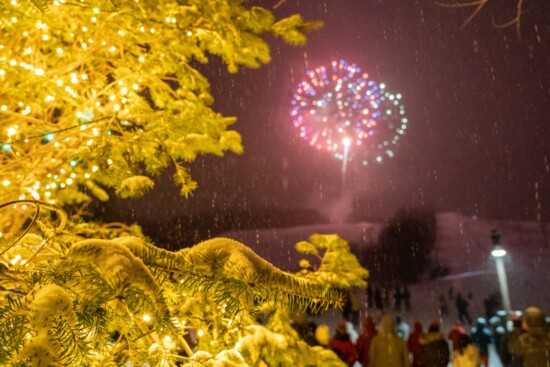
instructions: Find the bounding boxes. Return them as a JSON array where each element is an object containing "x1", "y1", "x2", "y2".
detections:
[{"x1": 111, "y1": 0, "x2": 550, "y2": 238}]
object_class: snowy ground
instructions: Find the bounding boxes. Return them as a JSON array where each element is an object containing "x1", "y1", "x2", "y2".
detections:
[{"x1": 222, "y1": 212, "x2": 550, "y2": 367}]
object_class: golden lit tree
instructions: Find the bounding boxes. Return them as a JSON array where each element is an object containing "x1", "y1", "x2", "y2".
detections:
[{"x1": 0, "y1": 1, "x2": 368, "y2": 366}]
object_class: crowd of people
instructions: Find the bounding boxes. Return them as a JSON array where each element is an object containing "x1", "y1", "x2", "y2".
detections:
[{"x1": 292, "y1": 304, "x2": 550, "y2": 367}]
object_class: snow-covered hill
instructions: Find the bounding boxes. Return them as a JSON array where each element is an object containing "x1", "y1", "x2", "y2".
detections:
[{"x1": 222, "y1": 212, "x2": 550, "y2": 318}]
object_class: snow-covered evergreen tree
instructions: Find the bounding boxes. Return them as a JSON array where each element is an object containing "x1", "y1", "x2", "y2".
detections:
[{"x1": 0, "y1": 1, "x2": 368, "y2": 366}]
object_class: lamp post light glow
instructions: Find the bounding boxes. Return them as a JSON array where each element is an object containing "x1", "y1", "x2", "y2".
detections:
[
  {"x1": 491, "y1": 229, "x2": 511, "y2": 315},
  {"x1": 491, "y1": 245, "x2": 507, "y2": 258}
]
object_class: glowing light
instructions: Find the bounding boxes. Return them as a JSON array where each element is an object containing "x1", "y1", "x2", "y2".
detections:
[
  {"x1": 142, "y1": 314, "x2": 151, "y2": 322},
  {"x1": 491, "y1": 246, "x2": 507, "y2": 257},
  {"x1": 10, "y1": 254, "x2": 22, "y2": 265},
  {"x1": 7, "y1": 126, "x2": 17, "y2": 137}
]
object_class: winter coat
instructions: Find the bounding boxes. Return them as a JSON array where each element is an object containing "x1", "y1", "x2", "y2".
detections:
[
  {"x1": 419, "y1": 332, "x2": 449, "y2": 367},
  {"x1": 407, "y1": 321, "x2": 423, "y2": 367},
  {"x1": 508, "y1": 326, "x2": 550, "y2": 367},
  {"x1": 452, "y1": 344, "x2": 480, "y2": 367},
  {"x1": 369, "y1": 314, "x2": 410, "y2": 367},
  {"x1": 500, "y1": 328, "x2": 525, "y2": 367},
  {"x1": 330, "y1": 333, "x2": 357, "y2": 367},
  {"x1": 471, "y1": 321, "x2": 492, "y2": 357},
  {"x1": 357, "y1": 316, "x2": 378, "y2": 367}
]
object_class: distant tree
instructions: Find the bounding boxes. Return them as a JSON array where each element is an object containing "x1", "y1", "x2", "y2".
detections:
[{"x1": 377, "y1": 208, "x2": 437, "y2": 284}]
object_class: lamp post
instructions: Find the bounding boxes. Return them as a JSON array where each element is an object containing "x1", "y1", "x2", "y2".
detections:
[{"x1": 491, "y1": 229, "x2": 512, "y2": 315}]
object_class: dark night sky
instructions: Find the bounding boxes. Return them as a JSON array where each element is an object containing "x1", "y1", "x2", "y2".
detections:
[{"x1": 113, "y1": 0, "x2": 550, "y2": 234}]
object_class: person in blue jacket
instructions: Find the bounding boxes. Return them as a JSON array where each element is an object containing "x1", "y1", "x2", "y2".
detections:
[{"x1": 471, "y1": 317, "x2": 493, "y2": 367}]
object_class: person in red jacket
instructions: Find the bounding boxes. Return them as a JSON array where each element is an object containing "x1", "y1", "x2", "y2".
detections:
[
  {"x1": 408, "y1": 321, "x2": 424, "y2": 367},
  {"x1": 330, "y1": 320, "x2": 358, "y2": 367},
  {"x1": 357, "y1": 316, "x2": 378, "y2": 367}
]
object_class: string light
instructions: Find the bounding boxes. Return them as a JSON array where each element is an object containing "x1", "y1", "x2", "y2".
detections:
[{"x1": 0, "y1": 0, "x2": 189, "y2": 208}]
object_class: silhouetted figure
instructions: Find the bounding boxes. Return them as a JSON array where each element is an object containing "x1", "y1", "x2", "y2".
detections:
[
  {"x1": 448, "y1": 286, "x2": 454, "y2": 300},
  {"x1": 439, "y1": 294, "x2": 449, "y2": 316},
  {"x1": 420, "y1": 321, "x2": 450, "y2": 367},
  {"x1": 499, "y1": 312, "x2": 525, "y2": 367},
  {"x1": 452, "y1": 333, "x2": 480, "y2": 367},
  {"x1": 383, "y1": 287, "x2": 391, "y2": 308},
  {"x1": 349, "y1": 287, "x2": 362, "y2": 327},
  {"x1": 509, "y1": 306, "x2": 550, "y2": 367},
  {"x1": 489, "y1": 311, "x2": 508, "y2": 365},
  {"x1": 357, "y1": 316, "x2": 378, "y2": 367},
  {"x1": 483, "y1": 292, "x2": 501, "y2": 319},
  {"x1": 367, "y1": 286, "x2": 374, "y2": 309},
  {"x1": 330, "y1": 320, "x2": 358, "y2": 367},
  {"x1": 394, "y1": 286, "x2": 403, "y2": 312},
  {"x1": 403, "y1": 286, "x2": 411, "y2": 311},
  {"x1": 342, "y1": 290, "x2": 352, "y2": 321},
  {"x1": 471, "y1": 317, "x2": 493, "y2": 367},
  {"x1": 455, "y1": 293, "x2": 472, "y2": 325},
  {"x1": 408, "y1": 321, "x2": 424, "y2": 367},
  {"x1": 369, "y1": 314, "x2": 410, "y2": 367},
  {"x1": 374, "y1": 287, "x2": 383, "y2": 310},
  {"x1": 448, "y1": 320, "x2": 465, "y2": 351},
  {"x1": 290, "y1": 311, "x2": 318, "y2": 346}
]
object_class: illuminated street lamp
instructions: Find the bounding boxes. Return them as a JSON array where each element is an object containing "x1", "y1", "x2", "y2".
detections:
[{"x1": 491, "y1": 229, "x2": 511, "y2": 315}]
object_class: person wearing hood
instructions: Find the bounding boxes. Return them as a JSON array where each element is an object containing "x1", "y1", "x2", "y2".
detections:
[
  {"x1": 508, "y1": 306, "x2": 550, "y2": 367},
  {"x1": 315, "y1": 324, "x2": 331, "y2": 348},
  {"x1": 471, "y1": 317, "x2": 492, "y2": 367},
  {"x1": 500, "y1": 311, "x2": 526, "y2": 367},
  {"x1": 407, "y1": 321, "x2": 424, "y2": 367},
  {"x1": 330, "y1": 319, "x2": 358, "y2": 367},
  {"x1": 448, "y1": 320, "x2": 466, "y2": 351},
  {"x1": 419, "y1": 320, "x2": 449, "y2": 367},
  {"x1": 452, "y1": 333, "x2": 480, "y2": 367},
  {"x1": 369, "y1": 314, "x2": 410, "y2": 367},
  {"x1": 357, "y1": 316, "x2": 378, "y2": 367}
]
